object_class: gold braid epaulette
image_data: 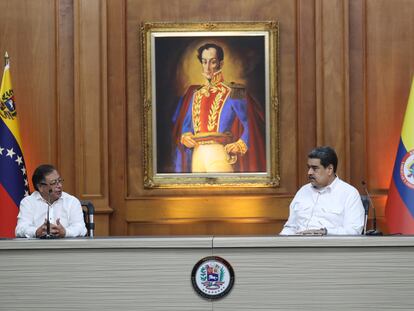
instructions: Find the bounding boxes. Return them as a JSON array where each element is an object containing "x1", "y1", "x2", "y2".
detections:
[{"x1": 228, "y1": 82, "x2": 246, "y2": 99}]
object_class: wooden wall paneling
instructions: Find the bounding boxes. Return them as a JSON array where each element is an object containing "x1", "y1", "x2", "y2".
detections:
[
  {"x1": 275, "y1": 0, "x2": 299, "y2": 196},
  {"x1": 127, "y1": 221, "x2": 287, "y2": 236},
  {"x1": 348, "y1": 0, "x2": 386, "y2": 231},
  {"x1": 74, "y1": 0, "x2": 111, "y2": 235},
  {"x1": 315, "y1": 0, "x2": 350, "y2": 179},
  {"x1": 296, "y1": 0, "x2": 317, "y2": 186},
  {"x1": 349, "y1": 0, "x2": 367, "y2": 191},
  {"x1": 107, "y1": 0, "x2": 128, "y2": 236},
  {"x1": 124, "y1": 0, "x2": 299, "y2": 235},
  {"x1": 56, "y1": 0, "x2": 76, "y2": 193},
  {"x1": 366, "y1": 0, "x2": 414, "y2": 191},
  {"x1": 4, "y1": 0, "x2": 412, "y2": 236},
  {"x1": 125, "y1": 196, "x2": 292, "y2": 235},
  {"x1": 364, "y1": 0, "x2": 414, "y2": 232},
  {"x1": 0, "y1": 0, "x2": 58, "y2": 185}
]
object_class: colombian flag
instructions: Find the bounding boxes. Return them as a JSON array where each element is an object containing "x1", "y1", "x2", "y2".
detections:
[
  {"x1": 386, "y1": 77, "x2": 414, "y2": 234},
  {"x1": 0, "y1": 53, "x2": 29, "y2": 238}
]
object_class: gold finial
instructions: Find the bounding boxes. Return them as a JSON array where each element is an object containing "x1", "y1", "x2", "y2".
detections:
[{"x1": 4, "y1": 51, "x2": 9, "y2": 66}]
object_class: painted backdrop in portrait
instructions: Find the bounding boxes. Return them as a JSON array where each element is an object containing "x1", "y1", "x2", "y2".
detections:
[{"x1": 155, "y1": 36, "x2": 266, "y2": 174}]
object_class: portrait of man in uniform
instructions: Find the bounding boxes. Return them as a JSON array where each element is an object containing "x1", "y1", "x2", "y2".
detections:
[{"x1": 152, "y1": 35, "x2": 268, "y2": 175}]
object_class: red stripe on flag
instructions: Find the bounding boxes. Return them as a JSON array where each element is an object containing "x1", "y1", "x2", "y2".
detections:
[
  {"x1": 0, "y1": 183, "x2": 18, "y2": 238},
  {"x1": 385, "y1": 180, "x2": 414, "y2": 234}
]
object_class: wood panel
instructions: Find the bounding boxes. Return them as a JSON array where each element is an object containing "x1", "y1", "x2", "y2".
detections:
[
  {"x1": 365, "y1": 0, "x2": 414, "y2": 191},
  {"x1": 0, "y1": 0, "x2": 57, "y2": 184},
  {"x1": 2, "y1": 0, "x2": 414, "y2": 236},
  {"x1": 297, "y1": 0, "x2": 317, "y2": 186},
  {"x1": 349, "y1": 0, "x2": 414, "y2": 232},
  {"x1": 107, "y1": 0, "x2": 128, "y2": 235},
  {"x1": 349, "y1": 0, "x2": 367, "y2": 189},
  {"x1": 315, "y1": 0, "x2": 350, "y2": 179},
  {"x1": 73, "y1": 0, "x2": 112, "y2": 234},
  {"x1": 57, "y1": 0, "x2": 76, "y2": 192}
]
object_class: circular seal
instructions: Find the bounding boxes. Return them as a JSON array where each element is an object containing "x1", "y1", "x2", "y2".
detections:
[
  {"x1": 400, "y1": 150, "x2": 414, "y2": 189},
  {"x1": 191, "y1": 256, "x2": 235, "y2": 300}
]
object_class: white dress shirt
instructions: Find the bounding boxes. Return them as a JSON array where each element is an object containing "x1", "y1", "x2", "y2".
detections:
[
  {"x1": 15, "y1": 191, "x2": 87, "y2": 238},
  {"x1": 280, "y1": 177, "x2": 364, "y2": 235}
]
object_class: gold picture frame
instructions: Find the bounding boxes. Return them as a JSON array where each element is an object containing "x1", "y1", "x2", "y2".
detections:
[{"x1": 141, "y1": 21, "x2": 279, "y2": 188}]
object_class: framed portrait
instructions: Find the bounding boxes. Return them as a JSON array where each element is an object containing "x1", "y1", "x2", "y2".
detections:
[{"x1": 141, "y1": 22, "x2": 279, "y2": 188}]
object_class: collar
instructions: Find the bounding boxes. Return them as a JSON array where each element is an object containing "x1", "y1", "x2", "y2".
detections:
[
  {"x1": 34, "y1": 191, "x2": 46, "y2": 202},
  {"x1": 204, "y1": 70, "x2": 224, "y2": 86},
  {"x1": 312, "y1": 176, "x2": 339, "y2": 193},
  {"x1": 33, "y1": 190, "x2": 62, "y2": 204}
]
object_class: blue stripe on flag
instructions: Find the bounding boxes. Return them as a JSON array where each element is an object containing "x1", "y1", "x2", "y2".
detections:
[
  {"x1": 0, "y1": 118, "x2": 27, "y2": 206},
  {"x1": 392, "y1": 139, "x2": 414, "y2": 218}
]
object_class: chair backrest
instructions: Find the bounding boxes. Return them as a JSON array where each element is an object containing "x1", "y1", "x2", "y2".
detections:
[
  {"x1": 360, "y1": 195, "x2": 370, "y2": 235},
  {"x1": 80, "y1": 200, "x2": 95, "y2": 237}
]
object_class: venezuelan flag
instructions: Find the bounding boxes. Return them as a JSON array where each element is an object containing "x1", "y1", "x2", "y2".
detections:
[
  {"x1": 386, "y1": 77, "x2": 414, "y2": 234},
  {"x1": 0, "y1": 53, "x2": 29, "y2": 238}
]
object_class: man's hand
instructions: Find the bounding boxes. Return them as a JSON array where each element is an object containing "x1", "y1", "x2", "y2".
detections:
[
  {"x1": 297, "y1": 228, "x2": 327, "y2": 236},
  {"x1": 50, "y1": 218, "x2": 66, "y2": 238},
  {"x1": 181, "y1": 135, "x2": 198, "y2": 148},
  {"x1": 35, "y1": 219, "x2": 48, "y2": 238},
  {"x1": 224, "y1": 142, "x2": 241, "y2": 154},
  {"x1": 224, "y1": 139, "x2": 247, "y2": 155}
]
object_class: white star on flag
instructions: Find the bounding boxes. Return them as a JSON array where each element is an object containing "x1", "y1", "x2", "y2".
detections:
[
  {"x1": 15, "y1": 155, "x2": 23, "y2": 165},
  {"x1": 21, "y1": 167, "x2": 26, "y2": 175},
  {"x1": 24, "y1": 179, "x2": 28, "y2": 186},
  {"x1": 0, "y1": 146, "x2": 4, "y2": 155},
  {"x1": 6, "y1": 148, "x2": 15, "y2": 158}
]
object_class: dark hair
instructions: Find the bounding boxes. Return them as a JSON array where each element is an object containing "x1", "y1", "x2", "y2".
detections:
[
  {"x1": 32, "y1": 164, "x2": 57, "y2": 191},
  {"x1": 197, "y1": 43, "x2": 224, "y2": 63},
  {"x1": 308, "y1": 146, "x2": 338, "y2": 173}
]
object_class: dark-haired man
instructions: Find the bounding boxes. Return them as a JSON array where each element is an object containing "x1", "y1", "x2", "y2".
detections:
[
  {"x1": 280, "y1": 146, "x2": 364, "y2": 235},
  {"x1": 172, "y1": 42, "x2": 265, "y2": 173},
  {"x1": 15, "y1": 164, "x2": 86, "y2": 238}
]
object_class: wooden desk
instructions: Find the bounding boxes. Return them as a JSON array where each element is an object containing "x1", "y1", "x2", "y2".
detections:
[{"x1": 1, "y1": 236, "x2": 413, "y2": 310}]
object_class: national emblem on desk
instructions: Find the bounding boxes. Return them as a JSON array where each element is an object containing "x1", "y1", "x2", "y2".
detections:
[{"x1": 191, "y1": 256, "x2": 235, "y2": 300}]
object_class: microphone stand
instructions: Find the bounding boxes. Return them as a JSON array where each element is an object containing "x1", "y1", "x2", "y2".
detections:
[
  {"x1": 40, "y1": 188, "x2": 54, "y2": 239},
  {"x1": 362, "y1": 196, "x2": 369, "y2": 235},
  {"x1": 362, "y1": 181, "x2": 383, "y2": 236}
]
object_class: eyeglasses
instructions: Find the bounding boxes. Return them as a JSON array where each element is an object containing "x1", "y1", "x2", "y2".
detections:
[{"x1": 41, "y1": 178, "x2": 64, "y2": 187}]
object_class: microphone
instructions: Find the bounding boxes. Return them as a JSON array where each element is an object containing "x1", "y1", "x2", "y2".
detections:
[{"x1": 361, "y1": 181, "x2": 383, "y2": 236}]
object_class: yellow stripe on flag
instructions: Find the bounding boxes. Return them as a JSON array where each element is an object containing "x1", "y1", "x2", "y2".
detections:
[
  {"x1": 0, "y1": 63, "x2": 23, "y2": 150},
  {"x1": 401, "y1": 77, "x2": 414, "y2": 151}
]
